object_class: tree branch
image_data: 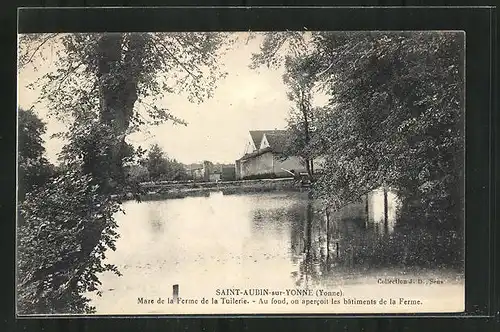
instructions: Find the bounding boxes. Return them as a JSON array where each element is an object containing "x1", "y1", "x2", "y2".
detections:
[
  {"x1": 155, "y1": 39, "x2": 201, "y2": 81},
  {"x1": 19, "y1": 33, "x2": 59, "y2": 69},
  {"x1": 172, "y1": 35, "x2": 217, "y2": 62}
]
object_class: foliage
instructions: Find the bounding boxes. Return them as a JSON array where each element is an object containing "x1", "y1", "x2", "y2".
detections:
[
  {"x1": 18, "y1": 108, "x2": 124, "y2": 314},
  {"x1": 280, "y1": 105, "x2": 328, "y2": 175},
  {"x1": 279, "y1": 56, "x2": 315, "y2": 176},
  {"x1": 19, "y1": 32, "x2": 232, "y2": 105},
  {"x1": 18, "y1": 108, "x2": 54, "y2": 200},
  {"x1": 258, "y1": 39, "x2": 324, "y2": 177},
  {"x1": 125, "y1": 164, "x2": 150, "y2": 184},
  {"x1": 241, "y1": 172, "x2": 292, "y2": 180},
  {"x1": 313, "y1": 32, "x2": 464, "y2": 227},
  {"x1": 254, "y1": 31, "x2": 464, "y2": 227},
  {"x1": 18, "y1": 108, "x2": 46, "y2": 161},
  {"x1": 17, "y1": 167, "x2": 121, "y2": 314},
  {"x1": 165, "y1": 159, "x2": 190, "y2": 181},
  {"x1": 144, "y1": 143, "x2": 166, "y2": 180},
  {"x1": 250, "y1": 31, "x2": 315, "y2": 69},
  {"x1": 17, "y1": 32, "x2": 229, "y2": 314},
  {"x1": 142, "y1": 144, "x2": 189, "y2": 182},
  {"x1": 19, "y1": 32, "x2": 231, "y2": 193}
]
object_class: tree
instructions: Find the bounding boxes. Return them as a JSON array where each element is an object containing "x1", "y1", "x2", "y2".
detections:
[
  {"x1": 251, "y1": 33, "x2": 326, "y2": 179},
  {"x1": 19, "y1": 32, "x2": 230, "y2": 193},
  {"x1": 164, "y1": 158, "x2": 189, "y2": 181},
  {"x1": 140, "y1": 145, "x2": 190, "y2": 182},
  {"x1": 18, "y1": 168, "x2": 122, "y2": 314},
  {"x1": 253, "y1": 31, "x2": 465, "y2": 228},
  {"x1": 250, "y1": 32, "x2": 325, "y2": 198},
  {"x1": 126, "y1": 164, "x2": 149, "y2": 184},
  {"x1": 143, "y1": 143, "x2": 166, "y2": 181},
  {"x1": 312, "y1": 32, "x2": 464, "y2": 227},
  {"x1": 17, "y1": 32, "x2": 230, "y2": 314},
  {"x1": 280, "y1": 55, "x2": 323, "y2": 177},
  {"x1": 250, "y1": 31, "x2": 315, "y2": 70},
  {"x1": 18, "y1": 108, "x2": 54, "y2": 201},
  {"x1": 282, "y1": 58, "x2": 312, "y2": 177}
]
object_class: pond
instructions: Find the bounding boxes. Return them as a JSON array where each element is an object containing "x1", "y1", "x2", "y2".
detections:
[{"x1": 87, "y1": 191, "x2": 464, "y2": 314}]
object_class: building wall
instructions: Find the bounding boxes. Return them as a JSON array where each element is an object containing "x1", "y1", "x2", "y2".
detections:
[
  {"x1": 238, "y1": 153, "x2": 309, "y2": 178},
  {"x1": 209, "y1": 173, "x2": 221, "y2": 182},
  {"x1": 244, "y1": 135, "x2": 257, "y2": 155},
  {"x1": 240, "y1": 152, "x2": 274, "y2": 178},
  {"x1": 273, "y1": 155, "x2": 306, "y2": 176},
  {"x1": 221, "y1": 166, "x2": 236, "y2": 181},
  {"x1": 235, "y1": 160, "x2": 241, "y2": 179}
]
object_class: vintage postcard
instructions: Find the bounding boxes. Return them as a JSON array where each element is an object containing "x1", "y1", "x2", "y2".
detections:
[{"x1": 17, "y1": 30, "x2": 465, "y2": 316}]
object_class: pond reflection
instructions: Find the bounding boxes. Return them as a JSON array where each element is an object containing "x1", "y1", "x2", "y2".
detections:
[
  {"x1": 89, "y1": 191, "x2": 464, "y2": 313},
  {"x1": 148, "y1": 204, "x2": 165, "y2": 234},
  {"x1": 288, "y1": 194, "x2": 464, "y2": 288}
]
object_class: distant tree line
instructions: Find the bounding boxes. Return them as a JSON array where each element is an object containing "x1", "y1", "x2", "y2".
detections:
[{"x1": 126, "y1": 143, "x2": 190, "y2": 183}]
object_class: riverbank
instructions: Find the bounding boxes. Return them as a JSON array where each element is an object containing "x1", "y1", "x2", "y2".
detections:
[{"x1": 134, "y1": 178, "x2": 304, "y2": 201}]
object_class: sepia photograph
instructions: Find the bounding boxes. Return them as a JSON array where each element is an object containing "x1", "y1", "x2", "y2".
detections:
[{"x1": 17, "y1": 30, "x2": 465, "y2": 315}]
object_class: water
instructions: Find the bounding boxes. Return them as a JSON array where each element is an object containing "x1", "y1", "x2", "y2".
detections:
[{"x1": 88, "y1": 191, "x2": 464, "y2": 314}]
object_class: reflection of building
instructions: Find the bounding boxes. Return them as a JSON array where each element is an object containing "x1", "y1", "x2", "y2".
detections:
[
  {"x1": 365, "y1": 188, "x2": 401, "y2": 234},
  {"x1": 235, "y1": 130, "x2": 320, "y2": 179},
  {"x1": 335, "y1": 188, "x2": 401, "y2": 234}
]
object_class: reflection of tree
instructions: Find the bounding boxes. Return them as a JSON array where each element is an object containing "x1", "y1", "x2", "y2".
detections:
[
  {"x1": 302, "y1": 200, "x2": 314, "y2": 286},
  {"x1": 289, "y1": 203, "x2": 306, "y2": 263},
  {"x1": 292, "y1": 198, "x2": 327, "y2": 288},
  {"x1": 290, "y1": 197, "x2": 464, "y2": 286}
]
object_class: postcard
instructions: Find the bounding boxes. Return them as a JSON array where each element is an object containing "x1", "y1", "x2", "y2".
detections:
[{"x1": 17, "y1": 30, "x2": 465, "y2": 316}]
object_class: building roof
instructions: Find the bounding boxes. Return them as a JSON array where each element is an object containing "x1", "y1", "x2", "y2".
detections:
[
  {"x1": 238, "y1": 130, "x2": 288, "y2": 161},
  {"x1": 239, "y1": 147, "x2": 272, "y2": 161},
  {"x1": 249, "y1": 130, "x2": 286, "y2": 150},
  {"x1": 264, "y1": 132, "x2": 288, "y2": 153}
]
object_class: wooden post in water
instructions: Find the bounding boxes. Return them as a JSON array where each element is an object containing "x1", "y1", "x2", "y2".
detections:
[{"x1": 173, "y1": 284, "x2": 179, "y2": 301}]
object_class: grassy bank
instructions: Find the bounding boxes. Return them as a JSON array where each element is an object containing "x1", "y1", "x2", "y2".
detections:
[{"x1": 135, "y1": 178, "x2": 303, "y2": 201}]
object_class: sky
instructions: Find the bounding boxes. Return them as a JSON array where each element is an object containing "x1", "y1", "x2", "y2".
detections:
[{"x1": 18, "y1": 32, "x2": 327, "y2": 165}]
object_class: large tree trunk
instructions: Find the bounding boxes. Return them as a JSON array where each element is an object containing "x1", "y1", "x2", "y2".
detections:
[
  {"x1": 69, "y1": 33, "x2": 147, "y2": 296},
  {"x1": 95, "y1": 33, "x2": 146, "y2": 193}
]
